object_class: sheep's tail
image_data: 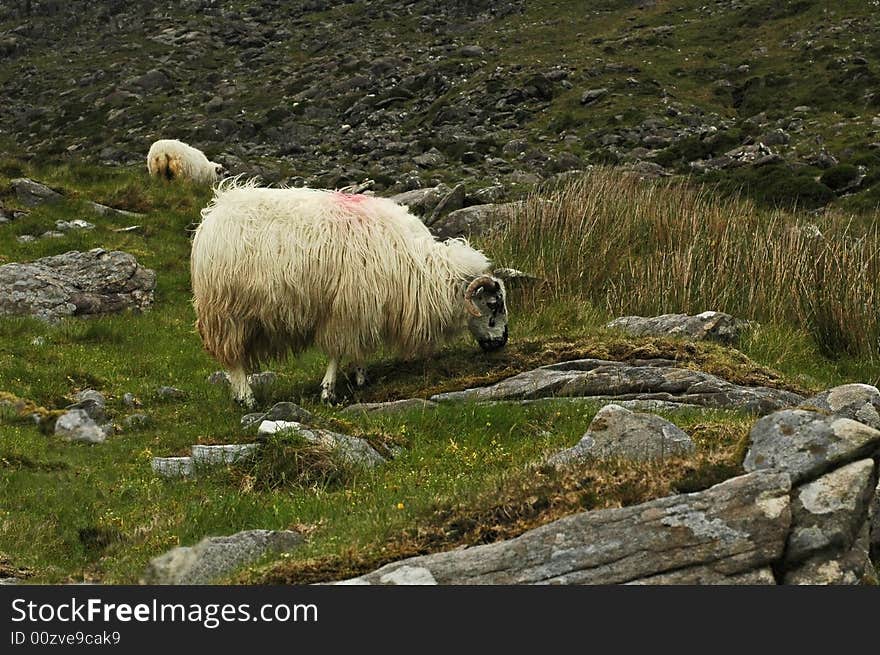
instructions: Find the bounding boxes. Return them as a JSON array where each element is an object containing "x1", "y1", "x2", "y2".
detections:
[
  {"x1": 148, "y1": 153, "x2": 178, "y2": 181},
  {"x1": 166, "y1": 154, "x2": 184, "y2": 180}
]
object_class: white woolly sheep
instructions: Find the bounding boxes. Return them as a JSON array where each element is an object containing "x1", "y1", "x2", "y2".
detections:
[
  {"x1": 190, "y1": 180, "x2": 509, "y2": 407},
  {"x1": 147, "y1": 139, "x2": 225, "y2": 184}
]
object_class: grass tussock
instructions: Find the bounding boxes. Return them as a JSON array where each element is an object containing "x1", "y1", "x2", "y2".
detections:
[
  {"x1": 484, "y1": 169, "x2": 880, "y2": 359},
  {"x1": 232, "y1": 431, "x2": 360, "y2": 492}
]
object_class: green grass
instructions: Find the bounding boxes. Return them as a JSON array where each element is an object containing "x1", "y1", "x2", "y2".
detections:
[{"x1": 1, "y1": 160, "x2": 879, "y2": 584}]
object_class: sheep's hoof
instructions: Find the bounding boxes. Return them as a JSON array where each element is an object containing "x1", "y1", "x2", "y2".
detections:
[
  {"x1": 235, "y1": 395, "x2": 257, "y2": 411},
  {"x1": 320, "y1": 388, "x2": 337, "y2": 405}
]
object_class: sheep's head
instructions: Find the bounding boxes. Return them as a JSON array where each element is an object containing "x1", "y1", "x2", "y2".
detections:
[
  {"x1": 212, "y1": 162, "x2": 227, "y2": 179},
  {"x1": 464, "y1": 275, "x2": 508, "y2": 351}
]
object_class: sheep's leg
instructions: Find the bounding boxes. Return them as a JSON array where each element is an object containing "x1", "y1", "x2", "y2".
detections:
[
  {"x1": 320, "y1": 358, "x2": 339, "y2": 404},
  {"x1": 354, "y1": 362, "x2": 369, "y2": 388},
  {"x1": 229, "y1": 367, "x2": 256, "y2": 410}
]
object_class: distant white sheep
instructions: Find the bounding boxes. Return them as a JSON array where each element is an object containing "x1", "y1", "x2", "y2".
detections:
[
  {"x1": 146, "y1": 139, "x2": 224, "y2": 184},
  {"x1": 191, "y1": 179, "x2": 509, "y2": 407}
]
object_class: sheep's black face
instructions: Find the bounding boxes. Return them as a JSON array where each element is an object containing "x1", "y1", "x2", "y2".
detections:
[{"x1": 466, "y1": 278, "x2": 509, "y2": 352}]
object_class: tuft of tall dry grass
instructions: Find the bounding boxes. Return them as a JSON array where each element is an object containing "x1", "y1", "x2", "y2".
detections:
[{"x1": 484, "y1": 169, "x2": 880, "y2": 358}]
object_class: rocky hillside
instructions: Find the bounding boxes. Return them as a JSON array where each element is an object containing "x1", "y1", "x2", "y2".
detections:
[{"x1": 1, "y1": 0, "x2": 879, "y2": 210}]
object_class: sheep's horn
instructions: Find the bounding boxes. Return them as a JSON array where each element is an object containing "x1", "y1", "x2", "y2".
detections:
[{"x1": 464, "y1": 275, "x2": 497, "y2": 317}]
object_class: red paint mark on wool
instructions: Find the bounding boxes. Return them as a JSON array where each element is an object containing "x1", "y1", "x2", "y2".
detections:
[{"x1": 333, "y1": 191, "x2": 370, "y2": 206}]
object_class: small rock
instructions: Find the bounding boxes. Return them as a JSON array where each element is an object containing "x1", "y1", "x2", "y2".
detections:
[
  {"x1": 413, "y1": 148, "x2": 445, "y2": 168},
  {"x1": 426, "y1": 184, "x2": 466, "y2": 224},
  {"x1": 54, "y1": 409, "x2": 107, "y2": 444},
  {"x1": 55, "y1": 219, "x2": 95, "y2": 231},
  {"x1": 581, "y1": 88, "x2": 608, "y2": 105},
  {"x1": 124, "y1": 413, "x2": 151, "y2": 428},
  {"x1": 156, "y1": 386, "x2": 186, "y2": 400},
  {"x1": 459, "y1": 45, "x2": 485, "y2": 58},
  {"x1": 152, "y1": 456, "x2": 193, "y2": 478},
  {"x1": 122, "y1": 392, "x2": 140, "y2": 407},
  {"x1": 547, "y1": 404, "x2": 694, "y2": 466}
]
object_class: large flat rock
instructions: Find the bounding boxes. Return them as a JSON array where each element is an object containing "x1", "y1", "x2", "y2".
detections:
[
  {"x1": 606, "y1": 311, "x2": 749, "y2": 345},
  {"x1": 0, "y1": 248, "x2": 156, "y2": 322},
  {"x1": 431, "y1": 358, "x2": 802, "y2": 414},
  {"x1": 332, "y1": 470, "x2": 791, "y2": 585}
]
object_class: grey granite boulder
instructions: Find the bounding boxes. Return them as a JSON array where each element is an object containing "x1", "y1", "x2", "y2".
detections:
[
  {"x1": 429, "y1": 202, "x2": 520, "y2": 239},
  {"x1": 606, "y1": 311, "x2": 750, "y2": 345},
  {"x1": 67, "y1": 389, "x2": 107, "y2": 422},
  {"x1": 785, "y1": 459, "x2": 876, "y2": 564},
  {"x1": 432, "y1": 358, "x2": 802, "y2": 414},
  {"x1": 388, "y1": 185, "x2": 448, "y2": 217},
  {"x1": 547, "y1": 403, "x2": 694, "y2": 466},
  {"x1": 744, "y1": 409, "x2": 880, "y2": 483},
  {"x1": 802, "y1": 383, "x2": 880, "y2": 430},
  {"x1": 0, "y1": 248, "x2": 156, "y2": 322},
  {"x1": 141, "y1": 529, "x2": 303, "y2": 584},
  {"x1": 332, "y1": 470, "x2": 791, "y2": 584}
]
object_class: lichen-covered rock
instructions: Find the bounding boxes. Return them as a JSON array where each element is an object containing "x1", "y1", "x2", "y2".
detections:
[
  {"x1": 432, "y1": 358, "x2": 802, "y2": 414},
  {"x1": 0, "y1": 248, "x2": 156, "y2": 322},
  {"x1": 332, "y1": 470, "x2": 791, "y2": 584},
  {"x1": 785, "y1": 459, "x2": 876, "y2": 564},
  {"x1": 547, "y1": 403, "x2": 694, "y2": 466},
  {"x1": 141, "y1": 529, "x2": 303, "y2": 584},
  {"x1": 744, "y1": 409, "x2": 880, "y2": 483},
  {"x1": 783, "y1": 522, "x2": 876, "y2": 585},
  {"x1": 801, "y1": 383, "x2": 880, "y2": 430},
  {"x1": 606, "y1": 311, "x2": 750, "y2": 345}
]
